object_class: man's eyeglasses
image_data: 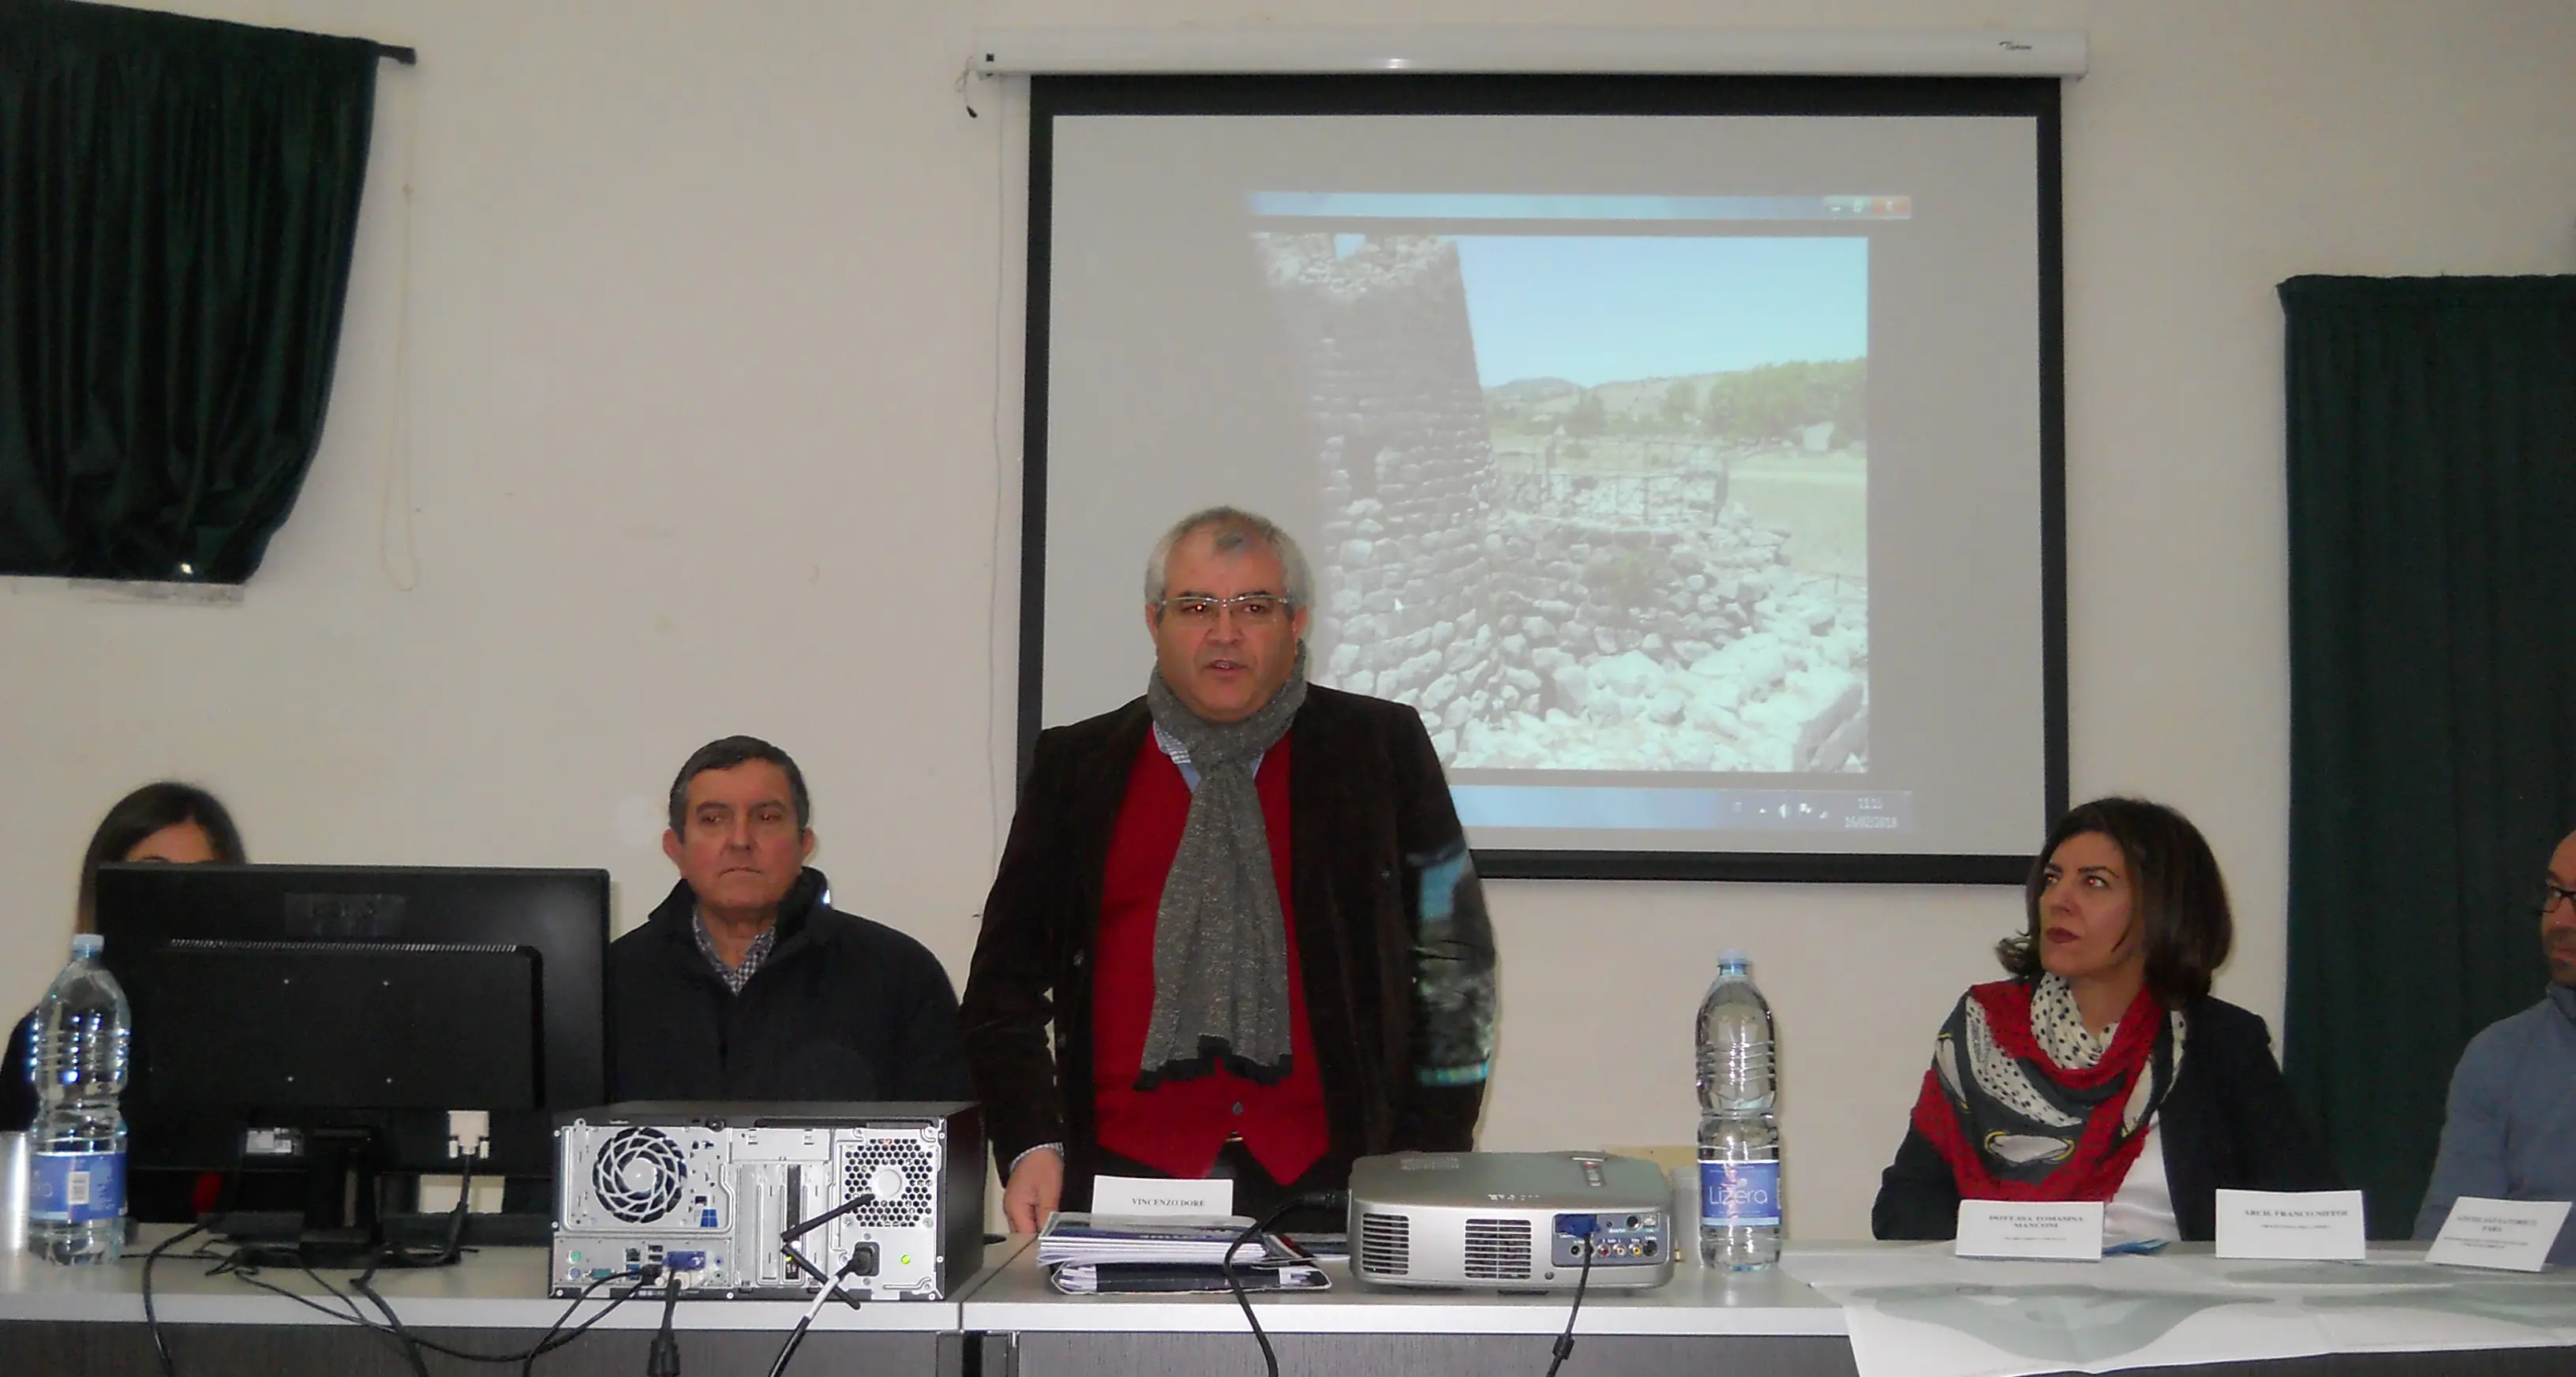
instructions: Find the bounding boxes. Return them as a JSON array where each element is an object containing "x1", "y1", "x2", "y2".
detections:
[
  {"x1": 2540, "y1": 881, "x2": 2576, "y2": 917},
  {"x1": 1158, "y1": 593, "x2": 1291, "y2": 626}
]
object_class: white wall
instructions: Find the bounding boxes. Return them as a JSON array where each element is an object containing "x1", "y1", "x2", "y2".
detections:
[{"x1": 6, "y1": 0, "x2": 2573, "y2": 1240}]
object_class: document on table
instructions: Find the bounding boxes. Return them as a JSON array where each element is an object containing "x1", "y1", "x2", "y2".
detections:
[
  {"x1": 1048, "y1": 1259, "x2": 1332, "y2": 1294},
  {"x1": 1785, "y1": 1243, "x2": 2576, "y2": 1377},
  {"x1": 1037, "y1": 1211, "x2": 1325, "y2": 1294},
  {"x1": 1036, "y1": 1213, "x2": 1271, "y2": 1266}
]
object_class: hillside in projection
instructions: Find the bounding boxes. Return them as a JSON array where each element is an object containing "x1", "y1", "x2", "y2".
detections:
[{"x1": 1256, "y1": 231, "x2": 1870, "y2": 776}]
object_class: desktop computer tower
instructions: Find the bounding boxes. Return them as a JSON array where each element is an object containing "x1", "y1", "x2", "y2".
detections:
[{"x1": 549, "y1": 1101, "x2": 981, "y2": 1300}]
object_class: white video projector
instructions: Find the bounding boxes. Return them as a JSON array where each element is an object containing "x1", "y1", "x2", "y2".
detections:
[{"x1": 1347, "y1": 1151, "x2": 1674, "y2": 1290}]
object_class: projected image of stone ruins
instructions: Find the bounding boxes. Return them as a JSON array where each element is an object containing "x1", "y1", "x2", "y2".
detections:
[{"x1": 1259, "y1": 233, "x2": 1868, "y2": 774}]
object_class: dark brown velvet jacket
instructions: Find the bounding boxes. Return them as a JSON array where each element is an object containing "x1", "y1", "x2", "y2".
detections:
[{"x1": 960, "y1": 685, "x2": 1492, "y2": 1205}]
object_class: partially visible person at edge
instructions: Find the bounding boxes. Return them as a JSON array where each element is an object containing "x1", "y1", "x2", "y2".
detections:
[
  {"x1": 6, "y1": 781, "x2": 245, "y2": 1132},
  {"x1": 1872, "y1": 796, "x2": 2339, "y2": 1243},
  {"x1": 607, "y1": 735, "x2": 973, "y2": 1102},
  {"x1": 2413, "y1": 826, "x2": 2576, "y2": 1265},
  {"x1": 960, "y1": 505, "x2": 1500, "y2": 1233},
  {"x1": 6, "y1": 782, "x2": 245, "y2": 1222}
]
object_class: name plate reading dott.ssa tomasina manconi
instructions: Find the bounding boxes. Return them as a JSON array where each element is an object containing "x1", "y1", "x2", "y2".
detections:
[{"x1": 1954, "y1": 1201, "x2": 2103, "y2": 1261}]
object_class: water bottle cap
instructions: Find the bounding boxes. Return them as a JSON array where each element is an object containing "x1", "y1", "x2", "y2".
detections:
[
  {"x1": 1717, "y1": 948, "x2": 1749, "y2": 970},
  {"x1": 69, "y1": 933, "x2": 104, "y2": 960}
]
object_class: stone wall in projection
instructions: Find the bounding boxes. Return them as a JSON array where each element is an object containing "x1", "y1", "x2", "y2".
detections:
[{"x1": 1257, "y1": 232, "x2": 1868, "y2": 774}]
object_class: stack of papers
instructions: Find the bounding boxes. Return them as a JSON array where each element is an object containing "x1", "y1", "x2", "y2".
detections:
[{"x1": 1038, "y1": 1213, "x2": 1332, "y2": 1294}]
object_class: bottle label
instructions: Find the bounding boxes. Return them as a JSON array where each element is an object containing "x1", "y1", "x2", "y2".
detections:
[
  {"x1": 1701, "y1": 1158, "x2": 1781, "y2": 1229},
  {"x1": 30, "y1": 1150, "x2": 126, "y2": 1225}
]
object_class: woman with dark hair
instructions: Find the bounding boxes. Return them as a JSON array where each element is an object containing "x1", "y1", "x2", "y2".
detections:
[
  {"x1": 7, "y1": 783, "x2": 245, "y2": 1132},
  {"x1": 1871, "y1": 797, "x2": 2338, "y2": 1243}
]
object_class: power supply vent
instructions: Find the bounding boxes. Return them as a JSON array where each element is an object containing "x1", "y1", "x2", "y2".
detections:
[
  {"x1": 1356, "y1": 1212, "x2": 1410, "y2": 1276},
  {"x1": 835, "y1": 1137, "x2": 936, "y2": 1227},
  {"x1": 593, "y1": 1128, "x2": 687, "y2": 1224},
  {"x1": 1463, "y1": 1218, "x2": 1533, "y2": 1281}
]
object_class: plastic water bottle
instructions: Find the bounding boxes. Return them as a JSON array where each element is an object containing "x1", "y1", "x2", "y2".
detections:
[
  {"x1": 1695, "y1": 949, "x2": 1780, "y2": 1270},
  {"x1": 30, "y1": 935, "x2": 131, "y2": 1266}
]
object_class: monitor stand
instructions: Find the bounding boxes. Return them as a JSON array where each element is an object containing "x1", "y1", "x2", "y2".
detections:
[{"x1": 208, "y1": 1126, "x2": 386, "y2": 1269}]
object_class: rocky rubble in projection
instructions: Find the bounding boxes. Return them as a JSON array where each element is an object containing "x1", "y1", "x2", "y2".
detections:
[{"x1": 1258, "y1": 230, "x2": 1868, "y2": 775}]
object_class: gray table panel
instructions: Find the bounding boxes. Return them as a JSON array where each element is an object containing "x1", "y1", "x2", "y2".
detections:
[
  {"x1": 0, "y1": 1229, "x2": 1011, "y2": 1375},
  {"x1": 0, "y1": 1229, "x2": 1004, "y2": 1330},
  {"x1": 1009, "y1": 1330, "x2": 1857, "y2": 1377},
  {"x1": 999, "y1": 1331, "x2": 2576, "y2": 1377},
  {"x1": 0, "y1": 1321, "x2": 955, "y2": 1377}
]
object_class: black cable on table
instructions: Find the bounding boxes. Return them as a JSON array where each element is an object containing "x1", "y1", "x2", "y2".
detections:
[
  {"x1": 514, "y1": 1267, "x2": 658, "y2": 1377},
  {"x1": 384, "y1": 1263, "x2": 650, "y2": 1368},
  {"x1": 765, "y1": 1245, "x2": 871, "y2": 1377},
  {"x1": 765, "y1": 1192, "x2": 880, "y2": 1377},
  {"x1": 647, "y1": 1272, "x2": 683, "y2": 1377},
  {"x1": 141, "y1": 1222, "x2": 209, "y2": 1377},
  {"x1": 1222, "y1": 1190, "x2": 1346, "y2": 1377},
  {"x1": 776, "y1": 1192, "x2": 874, "y2": 1310},
  {"x1": 779, "y1": 1190, "x2": 877, "y2": 1247},
  {"x1": 1542, "y1": 1237, "x2": 1597, "y2": 1377},
  {"x1": 214, "y1": 1255, "x2": 426, "y2": 1374},
  {"x1": 208, "y1": 1249, "x2": 653, "y2": 1369},
  {"x1": 342, "y1": 1260, "x2": 435, "y2": 1377},
  {"x1": 377, "y1": 1144, "x2": 478, "y2": 1270}
]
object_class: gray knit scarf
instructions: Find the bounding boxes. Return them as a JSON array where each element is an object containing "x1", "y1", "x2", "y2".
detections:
[{"x1": 1135, "y1": 644, "x2": 1309, "y2": 1089}]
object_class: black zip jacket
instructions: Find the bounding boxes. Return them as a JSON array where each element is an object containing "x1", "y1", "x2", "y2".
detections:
[{"x1": 607, "y1": 868, "x2": 972, "y2": 1103}]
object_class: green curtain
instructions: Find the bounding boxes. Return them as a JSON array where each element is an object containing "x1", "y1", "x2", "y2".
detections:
[
  {"x1": 2281, "y1": 275, "x2": 2576, "y2": 1236},
  {"x1": 0, "y1": 0, "x2": 378, "y2": 582}
]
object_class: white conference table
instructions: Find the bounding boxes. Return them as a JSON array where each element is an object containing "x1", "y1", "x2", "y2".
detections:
[
  {"x1": 6, "y1": 1229, "x2": 2576, "y2": 1377},
  {"x1": 964, "y1": 1231, "x2": 1853, "y2": 1376},
  {"x1": 961, "y1": 1237, "x2": 2576, "y2": 1377}
]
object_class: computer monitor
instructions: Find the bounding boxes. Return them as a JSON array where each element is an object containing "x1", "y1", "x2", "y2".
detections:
[{"x1": 92, "y1": 862, "x2": 609, "y2": 1256}]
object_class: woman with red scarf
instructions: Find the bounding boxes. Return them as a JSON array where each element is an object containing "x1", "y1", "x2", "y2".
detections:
[{"x1": 1872, "y1": 798, "x2": 2338, "y2": 1243}]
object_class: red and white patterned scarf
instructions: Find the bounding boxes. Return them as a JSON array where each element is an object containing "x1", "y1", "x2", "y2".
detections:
[{"x1": 1910, "y1": 975, "x2": 2183, "y2": 1202}]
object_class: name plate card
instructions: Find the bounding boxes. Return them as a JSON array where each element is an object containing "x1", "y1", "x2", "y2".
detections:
[
  {"x1": 1955, "y1": 1201, "x2": 2104, "y2": 1260},
  {"x1": 2215, "y1": 1189, "x2": 2367, "y2": 1260},
  {"x1": 2426, "y1": 1197, "x2": 2573, "y2": 1272},
  {"x1": 1091, "y1": 1174, "x2": 1234, "y2": 1218}
]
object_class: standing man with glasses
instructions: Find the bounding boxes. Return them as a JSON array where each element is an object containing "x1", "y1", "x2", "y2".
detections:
[
  {"x1": 2413, "y1": 827, "x2": 2576, "y2": 1263},
  {"x1": 962, "y1": 507, "x2": 1498, "y2": 1232},
  {"x1": 609, "y1": 735, "x2": 974, "y2": 1103}
]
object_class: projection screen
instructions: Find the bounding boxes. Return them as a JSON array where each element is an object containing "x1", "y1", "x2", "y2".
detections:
[{"x1": 1020, "y1": 76, "x2": 2067, "y2": 882}]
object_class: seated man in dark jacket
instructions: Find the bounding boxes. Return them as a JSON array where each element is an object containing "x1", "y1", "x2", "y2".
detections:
[{"x1": 608, "y1": 735, "x2": 972, "y2": 1103}]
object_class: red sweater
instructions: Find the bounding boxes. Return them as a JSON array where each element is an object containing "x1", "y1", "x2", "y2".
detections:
[{"x1": 1090, "y1": 733, "x2": 1328, "y2": 1183}]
